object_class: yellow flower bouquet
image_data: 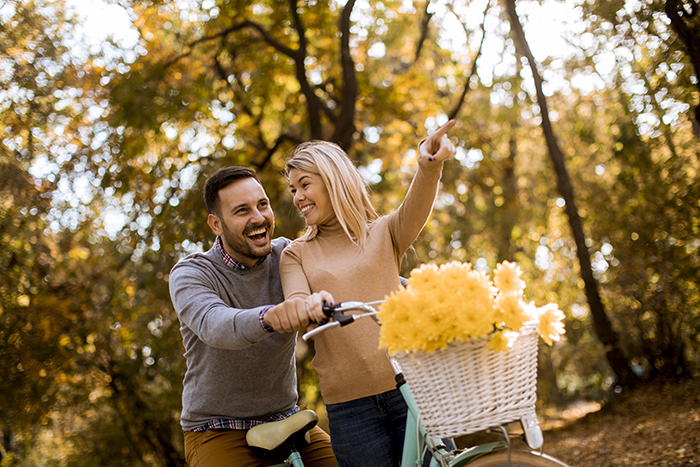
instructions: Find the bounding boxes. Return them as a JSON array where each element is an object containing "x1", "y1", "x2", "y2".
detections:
[
  {"x1": 377, "y1": 260, "x2": 566, "y2": 439},
  {"x1": 378, "y1": 260, "x2": 566, "y2": 354}
]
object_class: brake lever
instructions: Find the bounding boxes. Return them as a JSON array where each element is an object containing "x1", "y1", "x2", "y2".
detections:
[{"x1": 321, "y1": 301, "x2": 362, "y2": 326}]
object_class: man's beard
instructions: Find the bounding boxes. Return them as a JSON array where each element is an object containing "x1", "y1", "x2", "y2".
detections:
[{"x1": 220, "y1": 220, "x2": 273, "y2": 263}]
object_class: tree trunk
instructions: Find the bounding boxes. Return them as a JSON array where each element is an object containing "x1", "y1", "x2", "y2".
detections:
[
  {"x1": 0, "y1": 425, "x2": 17, "y2": 463},
  {"x1": 498, "y1": 131, "x2": 518, "y2": 262},
  {"x1": 664, "y1": 0, "x2": 700, "y2": 133},
  {"x1": 332, "y1": 0, "x2": 359, "y2": 150},
  {"x1": 503, "y1": 0, "x2": 639, "y2": 389}
]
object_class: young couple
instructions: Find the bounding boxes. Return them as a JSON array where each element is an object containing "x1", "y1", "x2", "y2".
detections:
[{"x1": 168, "y1": 120, "x2": 456, "y2": 467}]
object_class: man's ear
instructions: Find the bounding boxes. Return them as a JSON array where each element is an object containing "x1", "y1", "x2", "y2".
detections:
[{"x1": 207, "y1": 213, "x2": 223, "y2": 236}]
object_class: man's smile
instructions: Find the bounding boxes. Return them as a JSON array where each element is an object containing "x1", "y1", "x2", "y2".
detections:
[{"x1": 246, "y1": 226, "x2": 269, "y2": 244}]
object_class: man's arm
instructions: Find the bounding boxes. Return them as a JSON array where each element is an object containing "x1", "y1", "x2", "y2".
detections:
[
  {"x1": 169, "y1": 260, "x2": 332, "y2": 347},
  {"x1": 169, "y1": 263, "x2": 271, "y2": 349}
]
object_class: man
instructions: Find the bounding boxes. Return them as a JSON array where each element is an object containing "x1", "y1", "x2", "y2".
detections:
[{"x1": 169, "y1": 166, "x2": 338, "y2": 466}]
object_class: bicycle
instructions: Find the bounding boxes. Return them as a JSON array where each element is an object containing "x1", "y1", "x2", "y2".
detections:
[{"x1": 246, "y1": 300, "x2": 572, "y2": 467}]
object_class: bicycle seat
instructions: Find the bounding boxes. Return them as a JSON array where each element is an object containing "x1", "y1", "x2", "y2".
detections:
[{"x1": 246, "y1": 409, "x2": 318, "y2": 457}]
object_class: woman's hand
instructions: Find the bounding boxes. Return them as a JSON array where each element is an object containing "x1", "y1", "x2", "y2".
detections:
[
  {"x1": 418, "y1": 119, "x2": 456, "y2": 166},
  {"x1": 305, "y1": 291, "x2": 335, "y2": 324}
]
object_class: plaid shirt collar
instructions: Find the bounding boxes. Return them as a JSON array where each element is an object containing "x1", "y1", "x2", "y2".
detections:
[
  {"x1": 215, "y1": 236, "x2": 266, "y2": 270},
  {"x1": 190, "y1": 406, "x2": 300, "y2": 432}
]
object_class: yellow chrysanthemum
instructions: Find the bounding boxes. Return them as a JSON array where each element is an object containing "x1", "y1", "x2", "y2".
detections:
[
  {"x1": 406, "y1": 263, "x2": 440, "y2": 289},
  {"x1": 378, "y1": 261, "x2": 565, "y2": 354},
  {"x1": 487, "y1": 331, "x2": 510, "y2": 352},
  {"x1": 494, "y1": 292, "x2": 528, "y2": 331},
  {"x1": 493, "y1": 261, "x2": 526, "y2": 295},
  {"x1": 537, "y1": 303, "x2": 566, "y2": 345}
]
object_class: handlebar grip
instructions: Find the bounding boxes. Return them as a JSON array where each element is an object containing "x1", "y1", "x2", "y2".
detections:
[{"x1": 334, "y1": 314, "x2": 355, "y2": 326}]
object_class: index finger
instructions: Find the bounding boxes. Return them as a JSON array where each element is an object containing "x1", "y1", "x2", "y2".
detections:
[{"x1": 427, "y1": 119, "x2": 456, "y2": 142}]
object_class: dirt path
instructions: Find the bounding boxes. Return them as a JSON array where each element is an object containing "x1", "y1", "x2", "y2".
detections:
[{"x1": 541, "y1": 377, "x2": 700, "y2": 466}]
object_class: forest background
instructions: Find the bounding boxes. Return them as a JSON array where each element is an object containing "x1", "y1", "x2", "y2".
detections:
[{"x1": 1, "y1": 0, "x2": 699, "y2": 465}]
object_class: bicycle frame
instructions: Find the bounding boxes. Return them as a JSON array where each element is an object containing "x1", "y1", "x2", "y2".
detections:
[
  {"x1": 398, "y1": 375, "x2": 441, "y2": 466},
  {"x1": 268, "y1": 451, "x2": 304, "y2": 467}
]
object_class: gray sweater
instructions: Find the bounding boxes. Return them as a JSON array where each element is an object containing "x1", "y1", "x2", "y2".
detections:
[{"x1": 168, "y1": 237, "x2": 296, "y2": 431}]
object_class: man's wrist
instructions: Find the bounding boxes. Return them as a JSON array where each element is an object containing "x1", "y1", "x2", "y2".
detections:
[{"x1": 259, "y1": 306, "x2": 275, "y2": 333}]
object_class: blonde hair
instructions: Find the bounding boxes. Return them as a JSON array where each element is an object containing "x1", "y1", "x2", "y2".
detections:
[{"x1": 285, "y1": 141, "x2": 379, "y2": 246}]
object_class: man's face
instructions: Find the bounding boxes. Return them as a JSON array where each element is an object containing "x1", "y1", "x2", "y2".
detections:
[{"x1": 207, "y1": 178, "x2": 275, "y2": 268}]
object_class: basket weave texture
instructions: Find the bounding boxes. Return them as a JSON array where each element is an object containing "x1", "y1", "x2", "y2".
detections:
[{"x1": 392, "y1": 321, "x2": 539, "y2": 439}]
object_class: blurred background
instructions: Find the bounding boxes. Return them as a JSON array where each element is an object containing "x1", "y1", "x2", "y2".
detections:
[{"x1": 1, "y1": 0, "x2": 699, "y2": 464}]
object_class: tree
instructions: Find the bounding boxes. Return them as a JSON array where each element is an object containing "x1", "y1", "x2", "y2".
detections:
[
  {"x1": 568, "y1": 0, "x2": 700, "y2": 379},
  {"x1": 1, "y1": 1, "x2": 186, "y2": 464},
  {"x1": 1, "y1": 0, "x2": 90, "y2": 461},
  {"x1": 503, "y1": 0, "x2": 639, "y2": 389}
]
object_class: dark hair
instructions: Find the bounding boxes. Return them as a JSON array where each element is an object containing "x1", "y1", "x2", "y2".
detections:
[{"x1": 204, "y1": 166, "x2": 258, "y2": 216}]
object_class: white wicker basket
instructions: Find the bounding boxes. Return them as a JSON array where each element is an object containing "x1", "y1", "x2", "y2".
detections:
[{"x1": 392, "y1": 321, "x2": 539, "y2": 439}]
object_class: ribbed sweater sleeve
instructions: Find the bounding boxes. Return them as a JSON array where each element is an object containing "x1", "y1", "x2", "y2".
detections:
[
  {"x1": 387, "y1": 160, "x2": 443, "y2": 257},
  {"x1": 169, "y1": 254, "x2": 269, "y2": 349}
]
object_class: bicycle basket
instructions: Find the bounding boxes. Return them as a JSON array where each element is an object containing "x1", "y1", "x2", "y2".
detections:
[{"x1": 392, "y1": 320, "x2": 539, "y2": 439}]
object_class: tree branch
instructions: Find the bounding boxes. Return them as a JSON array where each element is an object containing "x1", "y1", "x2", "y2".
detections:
[
  {"x1": 255, "y1": 133, "x2": 303, "y2": 170},
  {"x1": 332, "y1": 0, "x2": 359, "y2": 149},
  {"x1": 286, "y1": 0, "x2": 326, "y2": 139},
  {"x1": 213, "y1": 53, "x2": 255, "y2": 118},
  {"x1": 447, "y1": 0, "x2": 491, "y2": 120},
  {"x1": 414, "y1": 1, "x2": 435, "y2": 64},
  {"x1": 163, "y1": 19, "x2": 297, "y2": 73}
]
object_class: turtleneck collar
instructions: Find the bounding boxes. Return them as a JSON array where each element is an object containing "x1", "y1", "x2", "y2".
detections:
[{"x1": 316, "y1": 215, "x2": 347, "y2": 237}]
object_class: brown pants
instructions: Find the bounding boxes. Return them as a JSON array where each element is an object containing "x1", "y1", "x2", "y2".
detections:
[{"x1": 184, "y1": 425, "x2": 338, "y2": 467}]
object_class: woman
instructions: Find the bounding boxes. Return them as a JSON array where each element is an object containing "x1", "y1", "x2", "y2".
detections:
[{"x1": 279, "y1": 121, "x2": 456, "y2": 467}]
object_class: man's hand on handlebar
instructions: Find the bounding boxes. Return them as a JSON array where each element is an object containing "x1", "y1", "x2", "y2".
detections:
[{"x1": 264, "y1": 291, "x2": 335, "y2": 333}]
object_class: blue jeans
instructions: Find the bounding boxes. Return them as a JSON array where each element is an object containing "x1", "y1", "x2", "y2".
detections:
[{"x1": 326, "y1": 389, "x2": 407, "y2": 467}]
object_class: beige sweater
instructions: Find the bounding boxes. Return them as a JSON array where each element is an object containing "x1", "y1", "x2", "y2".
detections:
[{"x1": 279, "y1": 164, "x2": 442, "y2": 404}]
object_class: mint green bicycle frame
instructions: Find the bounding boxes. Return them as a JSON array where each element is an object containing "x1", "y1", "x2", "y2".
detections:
[{"x1": 399, "y1": 379, "x2": 439, "y2": 466}]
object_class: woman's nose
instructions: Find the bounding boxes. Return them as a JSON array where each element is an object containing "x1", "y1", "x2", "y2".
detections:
[{"x1": 293, "y1": 191, "x2": 304, "y2": 205}]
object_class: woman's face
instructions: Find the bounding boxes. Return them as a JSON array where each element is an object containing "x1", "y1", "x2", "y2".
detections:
[{"x1": 288, "y1": 168, "x2": 336, "y2": 227}]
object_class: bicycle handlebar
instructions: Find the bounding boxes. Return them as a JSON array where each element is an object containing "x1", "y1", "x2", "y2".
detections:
[{"x1": 302, "y1": 301, "x2": 382, "y2": 341}]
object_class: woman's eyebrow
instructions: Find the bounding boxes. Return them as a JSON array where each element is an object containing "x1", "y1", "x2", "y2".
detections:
[{"x1": 290, "y1": 174, "x2": 311, "y2": 187}]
